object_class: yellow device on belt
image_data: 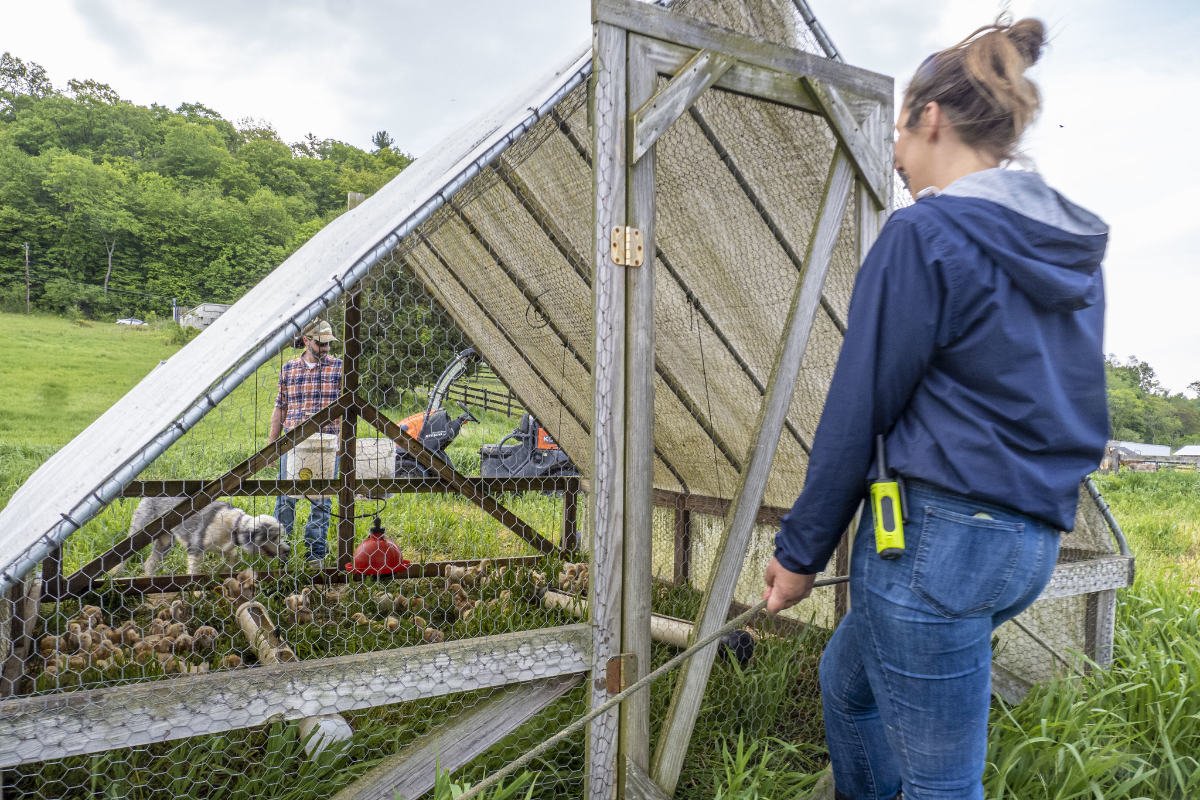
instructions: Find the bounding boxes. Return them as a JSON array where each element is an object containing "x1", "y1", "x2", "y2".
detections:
[{"x1": 870, "y1": 434, "x2": 906, "y2": 559}]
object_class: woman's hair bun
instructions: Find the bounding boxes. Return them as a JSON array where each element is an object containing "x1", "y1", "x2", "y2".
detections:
[
  {"x1": 901, "y1": 16, "x2": 1048, "y2": 161},
  {"x1": 1007, "y1": 18, "x2": 1046, "y2": 67}
]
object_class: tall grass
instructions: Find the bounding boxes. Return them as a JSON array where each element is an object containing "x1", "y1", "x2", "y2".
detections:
[
  {"x1": 1094, "y1": 470, "x2": 1200, "y2": 580},
  {"x1": 985, "y1": 573, "x2": 1200, "y2": 798}
]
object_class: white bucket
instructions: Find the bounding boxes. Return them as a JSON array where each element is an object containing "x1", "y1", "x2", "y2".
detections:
[
  {"x1": 285, "y1": 435, "x2": 396, "y2": 499},
  {"x1": 285, "y1": 433, "x2": 338, "y2": 481}
]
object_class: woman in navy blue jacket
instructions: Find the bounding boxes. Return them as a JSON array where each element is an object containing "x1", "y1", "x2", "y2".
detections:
[{"x1": 763, "y1": 18, "x2": 1109, "y2": 800}]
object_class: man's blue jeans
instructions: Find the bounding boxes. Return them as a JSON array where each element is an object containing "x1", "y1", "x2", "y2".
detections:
[
  {"x1": 820, "y1": 480, "x2": 1060, "y2": 800},
  {"x1": 274, "y1": 453, "x2": 331, "y2": 562}
]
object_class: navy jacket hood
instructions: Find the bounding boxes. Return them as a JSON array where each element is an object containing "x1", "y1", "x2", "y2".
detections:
[{"x1": 932, "y1": 169, "x2": 1108, "y2": 312}]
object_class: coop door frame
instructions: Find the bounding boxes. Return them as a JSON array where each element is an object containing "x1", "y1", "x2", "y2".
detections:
[{"x1": 588, "y1": 1, "x2": 892, "y2": 796}]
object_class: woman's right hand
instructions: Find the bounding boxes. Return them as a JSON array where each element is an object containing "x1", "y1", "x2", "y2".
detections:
[{"x1": 762, "y1": 557, "x2": 816, "y2": 614}]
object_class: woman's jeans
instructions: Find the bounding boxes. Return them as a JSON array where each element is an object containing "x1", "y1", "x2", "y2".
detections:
[
  {"x1": 820, "y1": 480, "x2": 1060, "y2": 800},
  {"x1": 273, "y1": 453, "x2": 331, "y2": 562}
]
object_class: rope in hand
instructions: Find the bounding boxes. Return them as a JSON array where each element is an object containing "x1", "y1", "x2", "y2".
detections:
[{"x1": 457, "y1": 575, "x2": 848, "y2": 799}]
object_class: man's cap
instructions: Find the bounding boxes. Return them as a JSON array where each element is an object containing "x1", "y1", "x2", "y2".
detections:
[{"x1": 303, "y1": 319, "x2": 337, "y2": 343}]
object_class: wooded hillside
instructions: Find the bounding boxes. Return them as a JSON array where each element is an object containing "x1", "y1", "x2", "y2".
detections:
[
  {"x1": 1106, "y1": 356, "x2": 1200, "y2": 448},
  {"x1": 0, "y1": 52, "x2": 410, "y2": 319}
]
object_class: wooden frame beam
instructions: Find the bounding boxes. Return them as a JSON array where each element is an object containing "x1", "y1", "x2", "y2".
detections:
[
  {"x1": 0, "y1": 625, "x2": 589, "y2": 769},
  {"x1": 801, "y1": 77, "x2": 889, "y2": 209},
  {"x1": 631, "y1": 48, "x2": 733, "y2": 162},
  {"x1": 119, "y1": 476, "x2": 579, "y2": 498},
  {"x1": 651, "y1": 152, "x2": 856, "y2": 793},
  {"x1": 1038, "y1": 555, "x2": 1134, "y2": 601},
  {"x1": 44, "y1": 555, "x2": 550, "y2": 600},
  {"x1": 622, "y1": 32, "x2": 658, "y2": 778},
  {"x1": 588, "y1": 17, "x2": 628, "y2": 800},
  {"x1": 337, "y1": 288, "x2": 363, "y2": 565},
  {"x1": 64, "y1": 394, "x2": 355, "y2": 593},
  {"x1": 331, "y1": 675, "x2": 583, "y2": 800},
  {"x1": 635, "y1": 35, "x2": 889, "y2": 210},
  {"x1": 639, "y1": 37, "x2": 819, "y2": 113},
  {"x1": 594, "y1": 0, "x2": 891, "y2": 102},
  {"x1": 625, "y1": 757, "x2": 671, "y2": 800}
]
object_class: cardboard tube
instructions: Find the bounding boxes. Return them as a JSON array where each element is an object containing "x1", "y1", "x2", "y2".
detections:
[
  {"x1": 541, "y1": 589, "x2": 755, "y2": 666},
  {"x1": 234, "y1": 600, "x2": 352, "y2": 757}
]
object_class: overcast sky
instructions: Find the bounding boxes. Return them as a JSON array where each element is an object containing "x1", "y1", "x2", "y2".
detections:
[{"x1": 5, "y1": 1, "x2": 1197, "y2": 392}]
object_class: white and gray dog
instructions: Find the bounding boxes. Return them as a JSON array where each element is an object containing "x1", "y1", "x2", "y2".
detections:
[{"x1": 131, "y1": 498, "x2": 289, "y2": 576}]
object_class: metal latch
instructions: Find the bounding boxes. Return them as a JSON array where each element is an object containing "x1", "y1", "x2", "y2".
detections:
[
  {"x1": 610, "y1": 226, "x2": 645, "y2": 267},
  {"x1": 603, "y1": 653, "x2": 637, "y2": 695}
]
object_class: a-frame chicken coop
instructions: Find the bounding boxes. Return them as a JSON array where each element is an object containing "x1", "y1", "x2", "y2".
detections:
[{"x1": 0, "y1": 1, "x2": 1132, "y2": 798}]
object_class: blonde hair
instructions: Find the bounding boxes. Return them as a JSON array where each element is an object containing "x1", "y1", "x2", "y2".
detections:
[{"x1": 903, "y1": 18, "x2": 1046, "y2": 161}]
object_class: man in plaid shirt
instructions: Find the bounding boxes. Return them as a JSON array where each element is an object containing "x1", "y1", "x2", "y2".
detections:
[{"x1": 270, "y1": 319, "x2": 343, "y2": 566}]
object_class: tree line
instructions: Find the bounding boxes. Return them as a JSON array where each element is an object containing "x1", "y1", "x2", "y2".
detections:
[
  {"x1": 0, "y1": 52, "x2": 411, "y2": 318},
  {"x1": 3, "y1": 56, "x2": 1196, "y2": 436},
  {"x1": 1106, "y1": 356, "x2": 1200, "y2": 448}
]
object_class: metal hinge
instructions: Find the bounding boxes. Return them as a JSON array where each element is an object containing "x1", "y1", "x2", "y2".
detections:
[{"x1": 610, "y1": 226, "x2": 645, "y2": 267}]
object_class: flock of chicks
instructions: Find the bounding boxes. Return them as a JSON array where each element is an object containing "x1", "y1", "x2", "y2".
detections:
[
  {"x1": 38, "y1": 599, "x2": 237, "y2": 678},
  {"x1": 276, "y1": 559, "x2": 590, "y2": 644},
  {"x1": 277, "y1": 560, "x2": 558, "y2": 644},
  {"x1": 36, "y1": 561, "x2": 593, "y2": 682}
]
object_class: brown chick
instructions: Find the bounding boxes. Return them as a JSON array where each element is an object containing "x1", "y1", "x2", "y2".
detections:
[
  {"x1": 192, "y1": 626, "x2": 218, "y2": 653},
  {"x1": 169, "y1": 599, "x2": 192, "y2": 623},
  {"x1": 132, "y1": 640, "x2": 155, "y2": 664}
]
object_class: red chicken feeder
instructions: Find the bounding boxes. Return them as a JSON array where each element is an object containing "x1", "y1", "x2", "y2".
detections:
[{"x1": 345, "y1": 519, "x2": 410, "y2": 576}]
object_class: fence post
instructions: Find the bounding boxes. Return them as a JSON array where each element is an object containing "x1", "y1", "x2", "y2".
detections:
[
  {"x1": 672, "y1": 500, "x2": 691, "y2": 586},
  {"x1": 588, "y1": 17, "x2": 628, "y2": 800}
]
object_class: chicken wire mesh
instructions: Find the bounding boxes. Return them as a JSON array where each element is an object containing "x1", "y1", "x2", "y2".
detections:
[
  {"x1": 0, "y1": 0, "x2": 1132, "y2": 797},
  {"x1": 2, "y1": 265, "x2": 594, "y2": 797}
]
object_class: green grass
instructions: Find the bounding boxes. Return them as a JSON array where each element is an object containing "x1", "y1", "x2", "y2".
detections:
[
  {"x1": 8, "y1": 311, "x2": 1200, "y2": 798},
  {"x1": 1, "y1": 312, "x2": 182, "y2": 449},
  {"x1": 984, "y1": 573, "x2": 1200, "y2": 798},
  {"x1": 1, "y1": 312, "x2": 185, "y2": 508},
  {"x1": 1094, "y1": 470, "x2": 1200, "y2": 580}
]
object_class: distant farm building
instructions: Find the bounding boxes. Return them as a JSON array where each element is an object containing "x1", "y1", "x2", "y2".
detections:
[
  {"x1": 179, "y1": 302, "x2": 231, "y2": 330},
  {"x1": 1109, "y1": 441, "x2": 1171, "y2": 457},
  {"x1": 1103, "y1": 440, "x2": 1194, "y2": 472}
]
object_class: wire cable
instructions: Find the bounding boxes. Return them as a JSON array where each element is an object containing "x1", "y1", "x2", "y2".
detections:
[{"x1": 458, "y1": 576, "x2": 848, "y2": 799}]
